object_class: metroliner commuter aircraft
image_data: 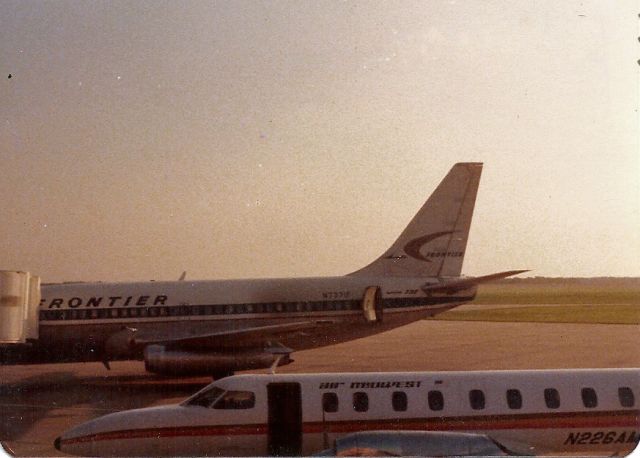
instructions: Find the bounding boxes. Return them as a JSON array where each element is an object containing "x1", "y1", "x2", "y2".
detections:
[
  {"x1": 0, "y1": 163, "x2": 525, "y2": 377},
  {"x1": 55, "y1": 369, "x2": 640, "y2": 456}
]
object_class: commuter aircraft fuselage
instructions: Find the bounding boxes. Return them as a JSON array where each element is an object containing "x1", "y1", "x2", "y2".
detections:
[
  {"x1": 0, "y1": 163, "x2": 525, "y2": 376},
  {"x1": 55, "y1": 369, "x2": 640, "y2": 456}
]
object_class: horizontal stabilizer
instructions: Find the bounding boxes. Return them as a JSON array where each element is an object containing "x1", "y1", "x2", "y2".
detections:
[{"x1": 421, "y1": 269, "x2": 529, "y2": 294}]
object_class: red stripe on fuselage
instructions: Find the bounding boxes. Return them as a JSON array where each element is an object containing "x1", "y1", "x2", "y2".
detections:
[{"x1": 60, "y1": 410, "x2": 639, "y2": 446}]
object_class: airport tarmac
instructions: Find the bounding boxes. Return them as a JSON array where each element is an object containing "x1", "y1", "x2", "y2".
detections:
[{"x1": 1, "y1": 312, "x2": 639, "y2": 457}]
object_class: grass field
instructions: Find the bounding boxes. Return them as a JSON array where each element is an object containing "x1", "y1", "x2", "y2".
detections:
[
  {"x1": 434, "y1": 304, "x2": 640, "y2": 325},
  {"x1": 434, "y1": 279, "x2": 640, "y2": 324},
  {"x1": 472, "y1": 284, "x2": 640, "y2": 305}
]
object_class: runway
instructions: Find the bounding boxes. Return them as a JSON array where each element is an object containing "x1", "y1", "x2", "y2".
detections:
[{"x1": 1, "y1": 314, "x2": 639, "y2": 456}]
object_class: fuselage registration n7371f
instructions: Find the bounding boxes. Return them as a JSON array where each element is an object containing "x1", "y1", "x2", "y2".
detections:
[{"x1": 0, "y1": 163, "x2": 525, "y2": 377}]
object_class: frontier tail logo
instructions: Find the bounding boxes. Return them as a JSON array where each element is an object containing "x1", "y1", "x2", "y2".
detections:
[{"x1": 401, "y1": 231, "x2": 463, "y2": 262}]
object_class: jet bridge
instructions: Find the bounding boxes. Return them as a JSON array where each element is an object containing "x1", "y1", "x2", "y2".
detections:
[{"x1": 0, "y1": 271, "x2": 40, "y2": 343}]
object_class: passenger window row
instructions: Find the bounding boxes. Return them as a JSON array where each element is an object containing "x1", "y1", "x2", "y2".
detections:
[
  {"x1": 321, "y1": 386, "x2": 636, "y2": 413},
  {"x1": 40, "y1": 300, "x2": 365, "y2": 321}
]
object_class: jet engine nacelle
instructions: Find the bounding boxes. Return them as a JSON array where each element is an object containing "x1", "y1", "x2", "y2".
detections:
[{"x1": 143, "y1": 345, "x2": 292, "y2": 376}]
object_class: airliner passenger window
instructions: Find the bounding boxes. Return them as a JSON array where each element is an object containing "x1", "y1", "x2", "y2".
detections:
[
  {"x1": 185, "y1": 387, "x2": 225, "y2": 408},
  {"x1": 428, "y1": 390, "x2": 444, "y2": 411},
  {"x1": 353, "y1": 392, "x2": 369, "y2": 412},
  {"x1": 619, "y1": 387, "x2": 635, "y2": 407},
  {"x1": 322, "y1": 392, "x2": 339, "y2": 412},
  {"x1": 213, "y1": 390, "x2": 255, "y2": 409},
  {"x1": 506, "y1": 389, "x2": 522, "y2": 409},
  {"x1": 392, "y1": 391, "x2": 407, "y2": 411},
  {"x1": 544, "y1": 388, "x2": 560, "y2": 408},
  {"x1": 581, "y1": 387, "x2": 597, "y2": 408},
  {"x1": 469, "y1": 389, "x2": 485, "y2": 410}
]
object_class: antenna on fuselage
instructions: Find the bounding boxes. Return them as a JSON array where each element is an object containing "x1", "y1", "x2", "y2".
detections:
[
  {"x1": 269, "y1": 355, "x2": 283, "y2": 374},
  {"x1": 178, "y1": 271, "x2": 186, "y2": 281}
]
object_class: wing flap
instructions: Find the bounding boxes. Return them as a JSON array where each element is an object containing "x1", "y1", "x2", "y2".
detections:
[{"x1": 132, "y1": 321, "x2": 318, "y2": 350}]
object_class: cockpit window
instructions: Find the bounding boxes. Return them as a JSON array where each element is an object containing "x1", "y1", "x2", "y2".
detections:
[
  {"x1": 213, "y1": 390, "x2": 255, "y2": 409},
  {"x1": 184, "y1": 387, "x2": 225, "y2": 408}
]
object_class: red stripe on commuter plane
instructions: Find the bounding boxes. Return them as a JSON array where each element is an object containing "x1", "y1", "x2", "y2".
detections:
[{"x1": 61, "y1": 410, "x2": 639, "y2": 445}]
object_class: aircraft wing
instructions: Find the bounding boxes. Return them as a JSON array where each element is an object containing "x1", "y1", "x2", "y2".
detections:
[
  {"x1": 421, "y1": 269, "x2": 529, "y2": 294},
  {"x1": 131, "y1": 320, "x2": 318, "y2": 351},
  {"x1": 318, "y1": 431, "x2": 519, "y2": 456}
]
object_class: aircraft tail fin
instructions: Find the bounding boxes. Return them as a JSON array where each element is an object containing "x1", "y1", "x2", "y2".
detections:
[{"x1": 349, "y1": 163, "x2": 482, "y2": 278}]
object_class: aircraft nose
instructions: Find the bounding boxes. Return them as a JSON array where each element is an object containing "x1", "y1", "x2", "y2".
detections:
[{"x1": 54, "y1": 436, "x2": 61, "y2": 451}]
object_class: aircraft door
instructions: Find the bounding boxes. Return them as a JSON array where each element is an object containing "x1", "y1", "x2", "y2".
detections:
[
  {"x1": 267, "y1": 382, "x2": 302, "y2": 456},
  {"x1": 361, "y1": 286, "x2": 383, "y2": 323}
]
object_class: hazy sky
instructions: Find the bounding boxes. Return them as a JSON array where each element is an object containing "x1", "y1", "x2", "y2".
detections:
[{"x1": 1, "y1": 1, "x2": 638, "y2": 282}]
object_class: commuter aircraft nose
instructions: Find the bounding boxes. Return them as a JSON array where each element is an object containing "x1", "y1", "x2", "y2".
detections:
[
  {"x1": 55, "y1": 402, "x2": 230, "y2": 457},
  {"x1": 56, "y1": 405, "x2": 187, "y2": 456}
]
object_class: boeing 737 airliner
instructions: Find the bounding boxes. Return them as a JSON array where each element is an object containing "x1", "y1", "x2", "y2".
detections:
[
  {"x1": 55, "y1": 369, "x2": 640, "y2": 456},
  {"x1": 0, "y1": 163, "x2": 525, "y2": 377}
]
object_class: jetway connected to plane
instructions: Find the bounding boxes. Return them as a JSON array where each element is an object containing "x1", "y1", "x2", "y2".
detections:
[{"x1": 0, "y1": 270, "x2": 40, "y2": 344}]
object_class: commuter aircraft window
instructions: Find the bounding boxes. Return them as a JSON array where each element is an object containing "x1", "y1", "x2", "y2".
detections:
[
  {"x1": 184, "y1": 387, "x2": 225, "y2": 408},
  {"x1": 322, "y1": 392, "x2": 339, "y2": 413},
  {"x1": 544, "y1": 388, "x2": 560, "y2": 409},
  {"x1": 581, "y1": 387, "x2": 598, "y2": 408},
  {"x1": 428, "y1": 390, "x2": 444, "y2": 411},
  {"x1": 392, "y1": 391, "x2": 408, "y2": 411},
  {"x1": 619, "y1": 387, "x2": 635, "y2": 407},
  {"x1": 213, "y1": 390, "x2": 255, "y2": 409},
  {"x1": 506, "y1": 389, "x2": 522, "y2": 409},
  {"x1": 469, "y1": 389, "x2": 485, "y2": 410},
  {"x1": 353, "y1": 392, "x2": 369, "y2": 412}
]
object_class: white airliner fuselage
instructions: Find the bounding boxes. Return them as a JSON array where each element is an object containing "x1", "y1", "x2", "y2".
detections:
[
  {"x1": 37, "y1": 275, "x2": 473, "y2": 360},
  {"x1": 55, "y1": 369, "x2": 640, "y2": 456},
  {"x1": 0, "y1": 163, "x2": 525, "y2": 376}
]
